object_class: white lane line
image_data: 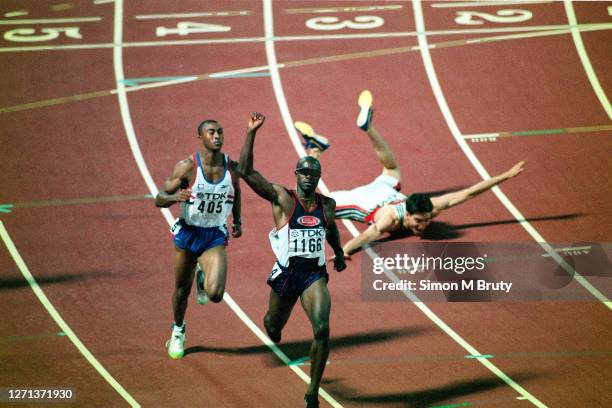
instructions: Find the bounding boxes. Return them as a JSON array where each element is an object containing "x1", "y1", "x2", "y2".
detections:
[
  {"x1": 285, "y1": 5, "x2": 403, "y2": 14},
  {"x1": 563, "y1": 1, "x2": 612, "y2": 121},
  {"x1": 264, "y1": 0, "x2": 552, "y2": 406},
  {"x1": 2, "y1": 22, "x2": 611, "y2": 53},
  {"x1": 120, "y1": 76, "x2": 199, "y2": 94},
  {"x1": 431, "y1": 1, "x2": 552, "y2": 8},
  {"x1": 135, "y1": 11, "x2": 250, "y2": 19},
  {"x1": 4, "y1": 10, "x2": 29, "y2": 18},
  {"x1": 209, "y1": 65, "x2": 276, "y2": 78},
  {"x1": 262, "y1": 1, "x2": 342, "y2": 406},
  {"x1": 412, "y1": 0, "x2": 611, "y2": 311},
  {"x1": 0, "y1": 222, "x2": 141, "y2": 407},
  {"x1": 412, "y1": 4, "x2": 552, "y2": 405},
  {"x1": 0, "y1": 17, "x2": 101, "y2": 25},
  {"x1": 112, "y1": 0, "x2": 331, "y2": 403},
  {"x1": 93, "y1": 0, "x2": 114, "y2": 4},
  {"x1": 51, "y1": 4, "x2": 75, "y2": 12}
]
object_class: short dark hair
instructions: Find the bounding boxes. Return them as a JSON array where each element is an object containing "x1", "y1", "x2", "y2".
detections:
[
  {"x1": 197, "y1": 119, "x2": 219, "y2": 135},
  {"x1": 405, "y1": 193, "x2": 433, "y2": 214},
  {"x1": 295, "y1": 156, "x2": 321, "y2": 172}
]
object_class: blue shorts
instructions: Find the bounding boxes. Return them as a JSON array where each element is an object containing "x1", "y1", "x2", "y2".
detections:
[
  {"x1": 267, "y1": 261, "x2": 328, "y2": 299},
  {"x1": 173, "y1": 219, "x2": 228, "y2": 256}
]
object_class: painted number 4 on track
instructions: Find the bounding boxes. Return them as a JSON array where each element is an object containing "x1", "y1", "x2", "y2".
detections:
[{"x1": 156, "y1": 22, "x2": 230, "y2": 37}]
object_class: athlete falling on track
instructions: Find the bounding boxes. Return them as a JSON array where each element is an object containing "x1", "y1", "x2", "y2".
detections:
[
  {"x1": 296, "y1": 90, "x2": 525, "y2": 257},
  {"x1": 238, "y1": 112, "x2": 346, "y2": 408},
  {"x1": 155, "y1": 118, "x2": 242, "y2": 359}
]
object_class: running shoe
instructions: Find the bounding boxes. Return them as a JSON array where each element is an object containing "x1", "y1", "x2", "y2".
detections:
[
  {"x1": 195, "y1": 265, "x2": 208, "y2": 305},
  {"x1": 166, "y1": 323, "x2": 185, "y2": 359},
  {"x1": 295, "y1": 121, "x2": 330, "y2": 151},
  {"x1": 356, "y1": 90, "x2": 373, "y2": 131}
]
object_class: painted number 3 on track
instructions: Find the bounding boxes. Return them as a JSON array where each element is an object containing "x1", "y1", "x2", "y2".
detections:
[{"x1": 306, "y1": 15, "x2": 384, "y2": 30}]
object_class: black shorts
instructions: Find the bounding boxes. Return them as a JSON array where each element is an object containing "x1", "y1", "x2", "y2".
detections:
[{"x1": 267, "y1": 262, "x2": 328, "y2": 299}]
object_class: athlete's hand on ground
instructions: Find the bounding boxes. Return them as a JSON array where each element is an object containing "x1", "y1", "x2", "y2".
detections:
[
  {"x1": 504, "y1": 161, "x2": 525, "y2": 179},
  {"x1": 248, "y1": 112, "x2": 265, "y2": 132},
  {"x1": 231, "y1": 223, "x2": 242, "y2": 238},
  {"x1": 174, "y1": 188, "x2": 192, "y2": 202}
]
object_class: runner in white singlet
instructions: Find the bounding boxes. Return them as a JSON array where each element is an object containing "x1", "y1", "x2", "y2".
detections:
[{"x1": 155, "y1": 119, "x2": 242, "y2": 360}]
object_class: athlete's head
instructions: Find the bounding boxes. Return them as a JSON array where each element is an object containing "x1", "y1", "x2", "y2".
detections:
[
  {"x1": 198, "y1": 119, "x2": 223, "y2": 152},
  {"x1": 295, "y1": 156, "x2": 321, "y2": 193},
  {"x1": 404, "y1": 193, "x2": 434, "y2": 235}
]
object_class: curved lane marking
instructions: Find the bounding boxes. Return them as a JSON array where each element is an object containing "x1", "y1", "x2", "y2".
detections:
[
  {"x1": 263, "y1": 0, "x2": 553, "y2": 406},
  {"x1": 563, "y1": 0, "x2": 612, "y2": 121},
  {"x1": 412, "y1": 4, "x2": 552, "y2": 405},
  {"x1": 0, "y1": 222, "x2": 141, "y2": 407},
  {"x1": 261, "y1": 2, "x2": 342, "y2": 406},
  {"x1": 111, "y1": 0, "x2": 329, "y2": 403},
  {"x1": 411, "y1": 0, "x2": 611, "y2": 311}
]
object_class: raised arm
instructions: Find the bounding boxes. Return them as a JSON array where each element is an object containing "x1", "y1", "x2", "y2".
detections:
[
  {"x1": 238, "y1": 113, "x2": 283, "y2": 203},
  {"x1": 155, "y1": 157, "x2": 194, "y2": 208},
  {"x1": 431, "y1": 161, "x2": 525, "y2": 214},
  {"x1": 323, "y1": 198, "x2": 347, "y2": 272}
]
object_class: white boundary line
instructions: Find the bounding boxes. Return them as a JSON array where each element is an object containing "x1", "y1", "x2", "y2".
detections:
[
  {"x1": 0, "y1": 17, "x2": 101, "y2": 24},
  {"x1": 135, "y1": 11, "x2": 250, "y2": 19},
  {"x1": 431, "y1": 0, "x2": 552, "y2": 8},
  {"x1": 111, "y1": 0, "x2": 329, "y2": 404},
  {"x1": 2, "y1": 22, "x2": 611, "y2": 53},
  {"x1": 563, "y1": 0, "x2": 612, "y2": 121},
  {"x1": 0, "y1": 222, "x2": 141, "y2": 407},
  {"x1": 411, "y1": 1, "x2": 611, "y2": 311},
  {"x1": 262, "y1": 0, "x2": 553, "y2": 406}
]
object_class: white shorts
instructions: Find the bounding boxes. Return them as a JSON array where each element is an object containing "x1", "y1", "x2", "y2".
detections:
[{"x1": 330, "y1": 174, "x2": 406, "y2": 223}]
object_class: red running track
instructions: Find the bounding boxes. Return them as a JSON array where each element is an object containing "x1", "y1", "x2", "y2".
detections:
[{"x1": 1, "y1": 1, "x2": 611, "y2": 407}]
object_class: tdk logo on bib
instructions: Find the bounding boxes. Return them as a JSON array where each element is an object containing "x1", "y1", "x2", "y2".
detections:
[{"x1": 297, "y1": 216, "x2": 320, "y2": 227}]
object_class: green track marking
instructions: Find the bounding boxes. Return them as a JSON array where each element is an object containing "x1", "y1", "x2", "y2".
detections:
[
  {"x1": 513, "y1": 128, "x2": 565, "y2": 136},
  {"x1": 429, "y1": 403, "x2": 471, "y2": 408},
  {"x1": 0, "y1": 194, "x2": 153, "y2": 212},
  {"x1": 464, "y1": 124, "x2": 612, "y2": 142},
  {"x1": 0, "y1": 332, "x2": 68, "y2": 342},
  {"x1": 465, "y1": 354, "x2": 494, "y2": 359},
  {"x1": 214, "y1": 72, "x2": 272, "y2": 78},
  {"x1": 0, "y1": 204, "x2": 13, "y2": 213},
  {"x1": 120, "y1": 76, "x2": 196, "y2": 86},
  {"x1": 288, "y1": 356, "x2": 310, "y2": 366}
]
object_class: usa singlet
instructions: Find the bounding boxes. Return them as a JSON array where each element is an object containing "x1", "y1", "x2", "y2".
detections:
[
  {"x1": 269, "y1": 191, "x2": 328, "y2": 270},
  {"x1": 180, "y1": 152, "x2": 234, "y2": 228}
]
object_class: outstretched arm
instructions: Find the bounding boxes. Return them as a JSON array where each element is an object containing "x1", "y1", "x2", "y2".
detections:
[
  {"x1": 342, "y1": 224, "x2": 384, "y2": 256},
  {"x1": 155, "y1": 158, "x2": 193, "y2": 208},
  {"x1": 237, "y1": 113, "x2": 281, "y2": 203},
  {"x1": 341, "y1": 209, "x2": 397, "y2": 256},
  {"x1": 324, "y1": 199, "x2": 347, "y2": 272},
  {"x1": 431, "y1": 161, "x2": 525, "y2": 214}
]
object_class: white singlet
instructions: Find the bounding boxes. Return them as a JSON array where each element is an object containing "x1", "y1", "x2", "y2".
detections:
[
  {"x1": 180, "y1": 152, "x2": 235, "y2": 228},
  {"x1": 331, "y1": 174, "x2": 406, "y2": 223}
]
